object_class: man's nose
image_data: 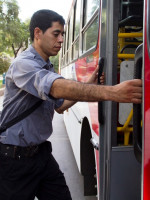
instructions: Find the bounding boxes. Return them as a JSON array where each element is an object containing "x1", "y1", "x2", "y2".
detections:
[{"x1": 58, "y1": 34, "x2": 64, "y2": 43}]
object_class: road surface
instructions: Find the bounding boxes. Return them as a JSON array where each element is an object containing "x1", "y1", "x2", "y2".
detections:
[{"x1": 50, "y1": 112, "x2": 97, "y2": 200}]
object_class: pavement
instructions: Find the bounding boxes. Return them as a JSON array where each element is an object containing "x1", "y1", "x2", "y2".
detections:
[
  {"x1": 0, "y1": 87, "x2": 4, "y2": 111},
  {"x1": 0, "y1": 86, "x2": 5, "y2": 96},
  {"x1": 49, "y1": 113, "x2": 97, "y2": 200}
]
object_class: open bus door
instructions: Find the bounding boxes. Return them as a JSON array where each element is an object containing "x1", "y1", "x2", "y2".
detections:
[{"x1": 98, "y1": 0, "x2": 145, "y2": 199}]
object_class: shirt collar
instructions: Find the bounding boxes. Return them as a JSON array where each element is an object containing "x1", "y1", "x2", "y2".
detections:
[{"x1": 28, "y1": 45, "x2": 53, "y2": 69}]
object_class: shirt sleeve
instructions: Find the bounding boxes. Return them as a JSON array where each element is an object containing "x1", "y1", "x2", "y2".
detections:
[
  {"x1": 10, "y1": 58, "x2": 64, "y2": 107},
  {"x1": 54, "y1": 98, "x2": 64, "y2": 109}
]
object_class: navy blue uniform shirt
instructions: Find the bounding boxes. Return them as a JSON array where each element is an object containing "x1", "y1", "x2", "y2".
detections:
[{"x1": 0, "y1": 45, "x2": 64, "y2": 146}]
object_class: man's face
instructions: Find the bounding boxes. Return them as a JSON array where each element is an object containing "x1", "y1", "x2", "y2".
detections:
[{"x1": 35, "y1": 21, "x2": 64, "y2": 59}]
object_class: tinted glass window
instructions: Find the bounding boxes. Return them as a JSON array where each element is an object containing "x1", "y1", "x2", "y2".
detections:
[
  {"x1": 84, "y1": 0, "x2": 100, "y2": 25},
  {"x1": 74, "y1": 0, "x2": 81, "y2": 39},
  {"x1": 73, "y1": 40, "x2": 79, "y2": 60},
  {"x1": 83, "y1": 17, "x2": 99, "y2": 52}
]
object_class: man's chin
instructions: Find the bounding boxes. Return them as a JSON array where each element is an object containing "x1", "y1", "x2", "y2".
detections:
[
  {"x1": 49, "y1": 53, "x2": 57, "y2": 57},
  {"x1": 51, "y1": 51, "x2": 59, "y2": 56}
]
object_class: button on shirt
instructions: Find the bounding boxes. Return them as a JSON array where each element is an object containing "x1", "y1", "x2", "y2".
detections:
[{"x1": 0, "y1": 45, "x2": 64, "y2": 146}]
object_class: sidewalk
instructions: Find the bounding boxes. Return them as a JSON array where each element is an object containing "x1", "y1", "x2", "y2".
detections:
[
  {"x1": 0, "y1": 87, "x2": 4, "y2": 111},
  {"x1": 0, "y1": 86, "x2": 5, "y2": 96}
]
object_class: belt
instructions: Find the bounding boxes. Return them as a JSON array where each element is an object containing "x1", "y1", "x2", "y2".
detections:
[{"x1": 0, "y1": 142, "x2": 41, "y2": 159}]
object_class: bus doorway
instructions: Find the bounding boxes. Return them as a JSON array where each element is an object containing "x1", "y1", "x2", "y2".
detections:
[{"x1": 98, "y1": 0, "x2": 144, "y2": 200}]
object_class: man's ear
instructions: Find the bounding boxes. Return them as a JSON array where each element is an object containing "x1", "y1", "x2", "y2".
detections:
[{"x1": 34, "y1": 27, "x2": 42, "y2": 40}]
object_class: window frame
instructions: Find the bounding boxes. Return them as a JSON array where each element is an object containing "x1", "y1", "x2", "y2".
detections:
[
  {"x1": 60, "y1": 0, "x2": 100, "y2": 68},
  {"x1": 80, "y1": 1, "x2": 100, "y2": 58},
  {"x1": 72, "y1": 0, "x2": 82, "y2": 62}
]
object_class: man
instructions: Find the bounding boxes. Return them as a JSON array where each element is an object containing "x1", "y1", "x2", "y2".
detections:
[{"x1": 0, "y1": 9, "x2": 142, "y2": 200}]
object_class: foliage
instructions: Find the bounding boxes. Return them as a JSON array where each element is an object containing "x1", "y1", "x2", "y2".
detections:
[
  {"x1": 50, "y1": 54, "x2": 59, "y2": 73},
  {"x1": 0, "y1": 52, "x2": 11, "y2": 73},
  {"x1": 0, "y1": 0, "x2": 60, "y2": 73},
  {"x1": 0, "y1": 0, "x2": 30, "y2": 57}
]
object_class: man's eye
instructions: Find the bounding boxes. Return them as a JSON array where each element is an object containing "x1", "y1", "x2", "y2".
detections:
[{"x1": 54, "y1": 34, "x2": 59, "y2": 37}]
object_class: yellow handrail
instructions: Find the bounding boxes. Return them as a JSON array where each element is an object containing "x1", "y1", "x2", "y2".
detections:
[
  {"x1": 118, "y1": 54, "x2": 135, "y2": 59},
  {"x1": 118, "y1": 33, "x2": 143, "y2": 38},
  {"x1": 117, "y1": 109, "x2": 133, "y2": 145}
]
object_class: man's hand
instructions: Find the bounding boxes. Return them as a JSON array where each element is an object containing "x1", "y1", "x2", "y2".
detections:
[
  {"x1": 87, "y1": 66, "x2": 105, "y2": 85},
  {"x1": 86, "y1": 67, "x2": 142, "y2": 104},
  {"x1": 111, "y1": 79, "x2": 142, "y2": 104}
]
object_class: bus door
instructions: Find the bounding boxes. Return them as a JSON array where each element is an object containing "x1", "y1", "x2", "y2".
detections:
[
  {"x1": 142, "y1": 0, "x2": 150, "y2": 199},
  {"x1": 98, "y1": 0, "x2": 143, "y2": 199}
]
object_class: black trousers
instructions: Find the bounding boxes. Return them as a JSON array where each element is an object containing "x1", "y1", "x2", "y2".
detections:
[{"x1": 0, "y1": 141, "x2": 72, "y2": 200}]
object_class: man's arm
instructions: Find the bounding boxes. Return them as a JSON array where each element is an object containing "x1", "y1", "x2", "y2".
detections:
[
  {"x1": 55, "y1": 100, "x2": 76, "y2": 114},
  {"x1": 52, "y1": 78, "x2": 142, "y2": 113},
  {"x1": 55, "y1": 66, "x2": 105, "y2": 114}
]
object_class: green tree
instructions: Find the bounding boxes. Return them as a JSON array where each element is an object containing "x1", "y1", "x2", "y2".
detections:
[
  {"x1": 0, "y1": 0, "x2": 30, "y2": 57},
  {"x1": 0, "y1": 52, "x2": 11, "y2": 73},
  {"x1": 50, "y1": 54, "x2": 59, "y2": 73}
]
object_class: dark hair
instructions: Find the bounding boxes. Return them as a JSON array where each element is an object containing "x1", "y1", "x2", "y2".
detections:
[{"x1": 29, "y1": 9, "x2": 65, "y2": 41}]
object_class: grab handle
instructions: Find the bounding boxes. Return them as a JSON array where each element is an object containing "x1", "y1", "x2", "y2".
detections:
[
  {"x1": 133, "y1": 44, "x2": 143, "y2": 163},
  {"x1": 98, "y1": 57, "x2": 104, "y2": 124}
]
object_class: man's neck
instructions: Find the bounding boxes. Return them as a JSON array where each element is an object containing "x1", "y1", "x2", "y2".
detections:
[{"x1": 32, "y1": 43, "x2": 49, "y2": 61}]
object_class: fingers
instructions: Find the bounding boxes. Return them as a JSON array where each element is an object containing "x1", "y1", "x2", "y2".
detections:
[
  {"x1": 88, "y1": 66, "x2": 104, "y2": 85},
  {"x1": 86, "y1": 66, "x2": 99, "y2": 84},
  {"x1": 114, "y1": 79, "x2": 142, "y2": 103},
  {"x1": 133, "y1": 87, "x2": 142, "y2": 94},
  {"x1": 100, "y1": 72, "x2": 105, "y2": 84},
  {"x1": 128, "y1": 79, "x2": 142, "y2": 103},
  {"x1": 130, "y1": 79, "x2": 142, "y2": 87},
  {"x1": 93, "y1": 65, "x2": 99, "y2": 75},
  {"x1": 131, "y1": 98, "x2": 142, "y2": 104},
  {"x1": 131, "y1": 92, "x2": 142, "y2": 103}
]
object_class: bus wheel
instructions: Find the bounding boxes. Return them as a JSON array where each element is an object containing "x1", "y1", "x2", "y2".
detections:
[{"x1": 81, "y1": 118, "x2": 97, "y2": 196}]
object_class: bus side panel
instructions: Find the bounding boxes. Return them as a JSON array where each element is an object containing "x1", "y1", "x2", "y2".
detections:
[
  {"x1": 63, "y1": 105, "x2": 82, "y2": 172},
  {"x1": 63, "y1": 100, "x2": 94, "y2": 172}
]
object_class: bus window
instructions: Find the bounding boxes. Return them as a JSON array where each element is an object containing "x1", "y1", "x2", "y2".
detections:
[
  {"x1": 73, "y1": 40, "x2": 79, "y2": 60},
  {"x1": 74, "y1": 0, "x2": 81, "y2": 39},
  {"x1": 62, "y1": 31, "x2": 66, "y2": 66},
  {"x1": 83, "y1": 17, "x2": 99, "y2": 53},
  {"x1": 72, "y1": 0, "x2": 81, "y2": 60},
  {"x1": 65, "y1": 24, "x2": 69, "y2": 64},
  {"x1": 69, "y1": 11, "x2": 74, "y2": 62},
  {"x1": 82, "y1": 0, "x2": 99, "y2": 54},
  {"x1": 83, "y1": 0, "x2": 100, "y2": 25}
]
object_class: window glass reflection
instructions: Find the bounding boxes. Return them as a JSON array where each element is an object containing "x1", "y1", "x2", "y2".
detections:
[
  {"x1": 84, "y1": 0, "x2": 100, "y2": 25},
  {"x1": 83, "y1": 17, "x2": 99, "y2": 52}
]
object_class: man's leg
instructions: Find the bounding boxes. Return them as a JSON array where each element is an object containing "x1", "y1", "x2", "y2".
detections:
[
  {"x1": 36, "y1": 143, "x2": 72, "y2": 200},
  {"x1": 0, "y1": 154, "x2": 39, "y2": 200}
]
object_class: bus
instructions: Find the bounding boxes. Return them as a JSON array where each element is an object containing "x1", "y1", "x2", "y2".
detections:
[{"x1": 59, "y1": 0, "x2": 150, "y2": 199}]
